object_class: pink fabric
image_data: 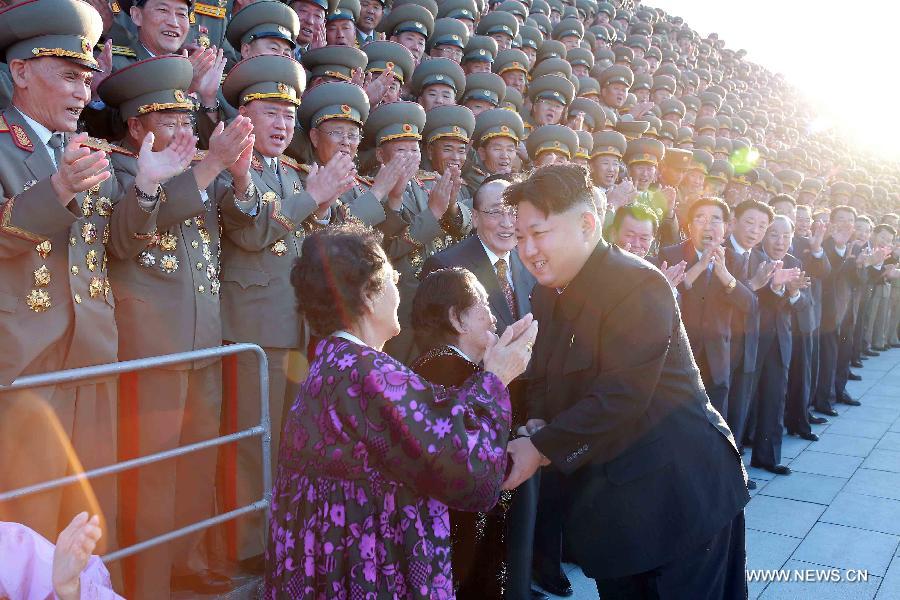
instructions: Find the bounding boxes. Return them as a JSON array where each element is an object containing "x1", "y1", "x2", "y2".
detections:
[{"x1": 0, "y1": 522, "x2": 122, "y2": 600}]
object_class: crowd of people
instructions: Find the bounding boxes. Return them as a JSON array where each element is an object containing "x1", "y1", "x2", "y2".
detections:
[{"x1": 0, "y1": 0, "x2": 897, "y2": 597}]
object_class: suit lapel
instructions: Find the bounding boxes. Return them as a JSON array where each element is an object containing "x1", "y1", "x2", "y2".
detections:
[
  {"x1": 471, "y1": 239, "x2": 515, "y2": 326},
  {"x1": 510, "y1": 251, "x2": 533, "y2": 315}
]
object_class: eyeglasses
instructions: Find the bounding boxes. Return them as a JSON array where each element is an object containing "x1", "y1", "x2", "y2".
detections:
[
  {"x1": 319, "y1": 129, "x2": 362, "y2": 142},
  {"x1": 477, "y1": 206, "x2": 517, "y2": 219},
  {"x1": 692, "y1": 215, "x2": 725, "y2": 226}
]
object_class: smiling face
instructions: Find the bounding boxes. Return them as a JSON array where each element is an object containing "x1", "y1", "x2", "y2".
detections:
[
  {"x1": 128, "y1": 109, "x2": 194, "y2": 151},
  {"x1": 418, "y1": 83, "x2": 456, "y2": 110},
  {"x1": 240, "y1": 100, "x2": 296, "y2": 157},
  {"x1": 291, "y1": 0, "x2": 325, "y2": 45},
  {"x1": 516, "y1": 199, "x2": 598, "y2": 288},
  {"x1": 392, "y1": 31, "x2": 426, "y2": 61},
  {"x1": 309, "y1": 118, "x2": 361, "y2": 163},
  {"x1": 600, "y1": 82, "x2": 628, "y2": 108},
  {"x1": 375, "y1": 138, "x2": 420, "y2": 165},
  {"x1": 589, "y1": 155, "x2": 619, "y2": 188},
  {"x1": 613, "y1": 213, "x2": 655, "y2": 258},
  {"x1": 628, "y1": 162, "x2": 656, "y2": 190},
  {"x1": 531, "y1": 98, "x2": 565, "y2": 126},
  {"x1": 473, "y1": 180, "x2": 516, "y2": 255},
  {"x1": 763, "y1": 217, "x2": 793, "y2": 260},
  {"x1": 477, "y1": 137, "x2": 516, "y2": 174},
  {"x1": 501, "y1": 70, "x2": 527, "y2": 93},
  {"x1": 427, "y1": 138, "x2": 468, "y2": 173},
  {"x1": 453, "y1": 281, "x2": 496, "y2": 363},
  {"x1": 131, "y1": 0, "x2": 190, "y2": 55},
  {"x1": 10, "y1": 57, "x2": 92, "y2": 132},
  {"x1": 242, "y1": 37, "x2": 294, "y2": 58}
]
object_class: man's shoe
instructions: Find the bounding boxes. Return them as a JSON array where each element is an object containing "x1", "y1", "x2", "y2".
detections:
[
  {"x1": 533, "y1": 572, "x2": 573, "y2": 597},
  {"x1": 751, "y1": 461, "x2": 791, "y2": 475},
  {"x1": 815, "y1": 407, "x2": 839, "y2": 417},
  {"x1": 851, "y1": 360, "x2": 864, "y2": 368},
  {"x1": 747, "y1": 479, "x2": 757, "y2": 490},
  {"x1": 875, "y1": 346, "x2": 890, "y2": 352},
  {"x1": 864, "y1": 349, "x2": 880, "y2": 357},
  {"x1": 798, "y1": 432, "x2": 819, "y2": 441},
  {"x1": 848, "y1": 371, "x2": 862, "y2": 381},
  {"x1": 891, "y1": 343, "x2": 900, "y2": 348},
  {"x1": 171, "y1": 570, "x2": 234, "y2": 594},
  {"x1": 808, "y1": 413, "x2": 828, "y2": 425},
  {"x1": 838, "y1": 394, "x2": 861, "y2": 406}
]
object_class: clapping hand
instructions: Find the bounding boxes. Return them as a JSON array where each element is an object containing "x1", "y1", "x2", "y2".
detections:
[
  {"x1": 306, "y1": 151, "x2": 357, "y2": 208},
  {"x1": 52, "y1": 512, "x2": 103, "y2": 600},
  {"x1": 786, "y1": 270, "x2": 810, "y2": 297},
  {"x1": 428, "y1": 165, "x2": 462, "y2": 220},
  {"x1": 195, "y1": 116, "x2": 254, "y2": 189},
  {"x1": 660, "y1": 259, "x2": 687, "y2": 288},
  {"x1": 363, "y1": 66, "x2": 396, "y2": 106},
  {"x1": 50, "y1": 133, "x2": 112, "y2": 205},
  {"x1": 483, "y1": 313, "x2": 538, "y2": 387},
  {"x1": 135, "y1": 129, "x2": 196, "y2": 195},
  {"x1": 809, "y1": 220, "x2": 826, "y2": 253},
  {"x1": 89, "y1": 40, "x2": 113, "y2": 101},
  {"x1": 606, "y1": 179, "x2": 636, "y2": 209},
  {"x1": 749, "y1": 259, "x2": 777, "y2": 291}
]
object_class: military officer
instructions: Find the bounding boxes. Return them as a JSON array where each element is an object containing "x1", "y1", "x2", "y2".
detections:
[
  {"x1": 573, "y1": 130, "x2": 593, "y2": 167},
  {"x1": 99, "y1": 54, "x2": 253, "y2": 594},
  {"x1": 421, "y1": 104, "x2": 476, "y2": 210},
  {"x1": 597, "y1": 63, "x2": 633, "y2": 112},
  {"x1": 476, "y1": 9, "x2": 519, "y2": 51},
  {"x1": 706, "y1": 158, "x2": 735, "y2": 197},
  {"x1": 110, "y1": 0, "x2": 195, "y2": 71},
  {"x1": 526, "y1": 123, "x2": 579, "y2": 167},
  {"x1": 463, "y1": 106, "x2": 525, "y2": 193},
  {"x1": 324, "y1": 0, "x2": 360, "y2": 47},
  {"x1": 493, "y1": 48, "x2": 530, "y2": 95},
  {"x1": 362, "y1": 39, "x2": 416, "y2": 105},
  {"x1": 436, "y1": 0, "x2": 480, "y2": 36},
  {"x1": 289, "y1": 0, "x2": 327, "y2": 59},
  {"x1": 526, "y1": 74, "x2": 575, "y2": 134},
  {"x1": 624, "y1": 136, "x2": 665, "y2": 192},
  {"x1": 301, "y1": 44, "x2": 367, "y2": 87},
  {"x1": 0, "y1": 0, "x2": 188, "y2": 564},
  {"x1": 377, "y1": 2, "x2": 434, "y2": 64},
  {"x1": 589, "y1": 130, "x2": 626, "y2": 190},
  {"x1": 461, "y1": 71, "x2": 507, "y2": 116},
  {"x1": 410, "y1": 57, "x2": 466, "y2": 110},
  {"x1": 218, "y1": 54, "x2": 358, "y2": 571},
  {"x1": 355, "y1": 0, "x2": 386, "y2": 45},
  {"x1": 461, "y1": 34, "x2": 498, "y2": 74},
  {"x1": 187, "y1": 0, "x2": 235, "y2": 60},
  {"x1": 427, "y1": 17, "x2": 470, "y2": 63}
]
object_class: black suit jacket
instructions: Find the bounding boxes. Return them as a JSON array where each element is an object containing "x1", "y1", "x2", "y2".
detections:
[
  {"x1": 820, "y1": 238, "x2": 858, "y2": 332},
  {"x1": 726, "y1": 244, "x2": 764, "y2": 373},
  {"x1": 421, "y1": 234, "x2": 536, "y2": 334},
  {"x1": 658, "y1": 240, "x2": 754, "y2": 385},
  {"x1": 790, "y1": 236, "x2": 832, "y2": 334},
  {"x1": 755, "y1": 253, "x2": 811, "y2": 371},
  {"x1": 526, "y1": 241, "x2": 749, "y2": 579}
]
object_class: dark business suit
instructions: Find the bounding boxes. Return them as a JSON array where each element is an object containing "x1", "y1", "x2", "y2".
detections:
[
  {"x1": 751, "y1": 253, "x2": 810, "y2": 468},
  {"x1": 658, "y1": 240, "x2": 754, "y2": 416},
  {"x1": 420, "y1": 234, "x2": 538, "y2": 600},
  {"x1": 527, "y1": 241, "x2": 749, "y2": 598},
  {"x1": 814, "y1": 238, "x2": 858, "y2": 412},
  {"x1": 786, "y1": 237, "x2": 831, "y2": 434}
]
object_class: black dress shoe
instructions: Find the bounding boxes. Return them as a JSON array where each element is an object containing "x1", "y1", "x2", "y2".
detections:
[
  {"x1": 848, "y1": 371, "x2": 862, "y2": 381},
  {"x1": 816, "y1": 407, "x2": 839, "y2": 417},
  {"x1": 533, "y1": 572, "x2": 573, "y2": 597},
  {"x1": 747, "y1": 479, "x2": 757, "y2": 490},
  {"x1": 875, "y1": 345, "x2": 889, "y2": 352},
  {"x1": 891, "y1": 343, "x2": 900, "y2": 348},
  {"x1": 787, "y1": 430, "x2": 819, "y2": 441},
  {"x1": 851, "y1": 360, "x2": 864, "y2": 368},
  {"x1": 171, "y1": 570, "x2": 234, "y2": 594},
  {"x1": 864, "y1": 349, "x2": 881, "y2": 357},
  {"x1": 531, "y1": 590, "x2": 551, "y2": 600},
  {"x1": 751, "y1": 461, "x2": 792, "y2": 475},
  {"x1": 838, "y1": 394, "x2": 861, "y2": 406},
  {"x1": 808, "y1": 413, "x2": 828, "y2": 425}
]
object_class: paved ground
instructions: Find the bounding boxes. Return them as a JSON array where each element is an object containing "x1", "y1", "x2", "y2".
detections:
[{"x1": 542, "y1": 348, "x2": 900, "y2": 600}]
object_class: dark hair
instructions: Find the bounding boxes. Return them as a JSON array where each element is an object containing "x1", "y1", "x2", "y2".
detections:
[
  {"x1": 734, "y1": 199, "x2": 774, "y2": 221},
  {"x1": 291, "y1": 224, "x2": 387, "y2": 337},
  {"x1": 687, "y1": 196, "x2": 730, "y2": 222},
  {"x1": 769, "y1": 193, "x2": 796, "y2": 208},
  {"x1": 503, "y1": 163, "x2": 595, "y2": 216},
  {"x1": 611, "y1": 202, "x2": 660, "y2": 234},
  {"x1": 873, "y1": 224, "x2": 897, "y2": 238},
  {"x1": 411, "y1": 268, "x2": 481, "y2": 351},
  {"x1": 830, "y1": 204, "x2": 858, "y2": 222}
]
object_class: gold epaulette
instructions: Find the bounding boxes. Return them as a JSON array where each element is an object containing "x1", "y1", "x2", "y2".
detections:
[
  {"x1": 193, "y1": 1, "x2": 227, "y2": 19},
  {"x1": 82, "y1": 137, "x2": 134, "y2": 156},
  {"x1": 192, "y1": 150, "x2": 207, "y2": 162},
  {"x1": 280, "y1": 155, "x2": 308, "y2": 173},
  {"x1": 355, "y1": 174, "x2": 373, "y2": 186},
  {"x1": 110, "y1": 45, "x2": 136, "y2": 57},
  {"x1": 417, "y1": 169, "x2": 437, "y2": 181},
  {"x1": 0, "y1": 115, "x2": 8, "y2": 133}
]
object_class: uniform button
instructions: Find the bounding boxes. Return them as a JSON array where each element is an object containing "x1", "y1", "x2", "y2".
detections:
[
  {"x1": 198, "y1": 285, "x2": 205, "y2": 293},
  {"x1": 184, "y1": 219, "x2": 192, "y2": 227},
  {"x1": 196, "y1": 262, "x2": 203, "y2": 270},
  {"x1": 294, "y1": 231, "x2": 302, "y2": 238},
  {"x1": 70, "y1": 237, "x2": 77, "y2": 246},
  {"x1": 71, "y1": 265, "x2": 79, "y2": 275},
  {"x1": 191, "y1": 240, "x2": 199, "y2": 248},
  {"x1": 74, "y1": 293, "x2": 82, "y2": 304}
]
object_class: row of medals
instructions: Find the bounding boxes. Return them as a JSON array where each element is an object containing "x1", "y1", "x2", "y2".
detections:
[{"x1": 136, "y1": 213, "x2": 221, "y2": 294}]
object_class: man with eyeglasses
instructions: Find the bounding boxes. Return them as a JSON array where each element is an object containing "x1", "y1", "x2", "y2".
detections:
[{"x1": 659, "y1": 197, "x2": 754, "y2": 420}]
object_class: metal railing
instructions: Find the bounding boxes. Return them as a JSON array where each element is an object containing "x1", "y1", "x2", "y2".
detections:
[{"x1": 0, "y1": 343, "x2": 271, "y2": 564}]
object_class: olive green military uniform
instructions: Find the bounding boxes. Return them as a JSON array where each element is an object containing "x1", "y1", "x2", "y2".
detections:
[
  {"x1": 0, "y1": 0, "x2": 161, "y2": 559},
  {"x1": 462, "y1": 107, "x2": 524, "y2": 194}
]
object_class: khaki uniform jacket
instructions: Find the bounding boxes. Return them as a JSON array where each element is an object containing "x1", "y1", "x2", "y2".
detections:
[
  {"x1": 109, "y1": 148, "x2": 229, "y2": 365},
  {"x1": 0, "y1": 108, "x2": 158, "y2": 385}
]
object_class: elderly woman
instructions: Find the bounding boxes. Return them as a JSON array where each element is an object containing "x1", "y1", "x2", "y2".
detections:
[
  {"x1": 266, "y1": 225, "x2": 537, "y2": 598},
  {"x1": 410, "y1": 268, "x2": 510, "y2": 599}
]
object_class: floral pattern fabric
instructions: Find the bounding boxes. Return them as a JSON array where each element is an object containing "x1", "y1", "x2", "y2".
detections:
[{"x1": 265, "y1": 336, "x2": 512, "y2": 599}]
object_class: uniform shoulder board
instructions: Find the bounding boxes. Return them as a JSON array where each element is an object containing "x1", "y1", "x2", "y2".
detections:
[
  {"x1": 0, "y1": 115, "x2": 8, "y2": 133},
  {"x1": 472, "y1": 165, "x2": 486, "y2": 176},
  {"x1": 82, "y1": 136, "x2": 135, "y2": 156},
  {"x1": 192, "y1": 150, "x2": 207, "y2": 162},
  {"x1": 355, "y1": 174, "x2": 374, "y2": 186},
  {"x1": 280, "y1": 155, "x2": 307, "y2": 172},
  {"x1": 417, "y1": 169, "x2": 437, "y2": 180},
  {"x1": 110, "y1": 45, "x2": 136, "y2": 58}
]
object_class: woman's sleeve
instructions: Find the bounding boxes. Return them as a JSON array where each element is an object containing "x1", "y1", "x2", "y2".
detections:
[{"x1": 345, "y1": 347, "x2": 512, "y2": 512}]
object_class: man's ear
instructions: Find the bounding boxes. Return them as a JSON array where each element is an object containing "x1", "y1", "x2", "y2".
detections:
[
  {"x1": 375, "y1": 145, "x2": 385, "y2": 165},
  {"x1": 130, "y1": 5, "x2": 143, "y2": 27},
  {"x1": 126, "y1": 116, "x2": 145, "y2": 143},
  {"x1": 581, "y1": 207, "x2": 598, "y2": 240},
  {"x1": 7, "y1": 59, "x2": 27, "y2": 88},
  {"x1": 308, "y1": 127, "x2": 320, "y2": 149},
  {"x1": 476, "y1": 145, "x2": 486, "y2": 164}
]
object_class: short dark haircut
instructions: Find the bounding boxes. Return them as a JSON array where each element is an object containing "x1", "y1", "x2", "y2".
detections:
[
  {"x1": 291, "y1": 224, "x2": 387, "y2": 337},
  {"x1": 411, "y1": 268, "x2": 481, "y2": 351},
  {"x1": 769, "y1": 193, "x2": 796, "y2": 208},
  {"x1": 687, "y1": 196, "x2": 730, "y2": 222},
  {"x1": 830, "y1": 204, "x2": 858, "y2": 222},
  {"x1": 873, "y1": 224, "x2": 897, "y2": 238},
  {"x1": 611, "y1": 202, "x2": 660, "y2": 234},
  {"x1": 734, "y1": 199, "x2": 774, "y2": 221},
  {"x1": 503, "y1": 164, "x2": 595, "y2": 216}
]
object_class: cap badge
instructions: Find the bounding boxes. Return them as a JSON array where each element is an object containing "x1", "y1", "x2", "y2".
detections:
[
  {"x1": 435, "y1": 74, "x2": 444, "y2": 80},
  {"x1": 341, "y1": 104, "x2": 351, "y2": 114},
  {"x1": 277, "y1": 82, "x2": 289, "y2": 95},
  {"x1": 174, "y1": 89, "x2": 187, "y2": 102},
  {"x1": 452, "y1": 126, "x2": 461, "y2": 134},
  {"x1": 500, "y1": 125, "x2": 509, "y2": 132},
  {"x1": 386, "y1": 61, "x2": 394, "y2": 68},
  {"x1": 81, "y1": 37, "x2": 91, "y2": 55},
  {"x1": 402, "y1": 124, "x2": 413, "y2": 132}
]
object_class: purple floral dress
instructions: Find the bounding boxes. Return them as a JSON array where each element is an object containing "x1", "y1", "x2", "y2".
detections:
[{"x1": 265, "y1": 336, "x2": 512, "y2": 599}]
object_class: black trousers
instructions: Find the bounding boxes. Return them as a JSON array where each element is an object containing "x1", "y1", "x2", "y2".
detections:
[
  {"x1": 697, "y1": 350, "x2": 730, "y2": 417},
  {"x1": 808, "y1": 327, "x2": 821, "y2": 410},
  {"x1": 835, "y1": 310, "x2": 855, "y2": 400},
  {"x1": 505, "y1": 472, "x2": 540, "y2": 600},
  {"x1": 532, "y1": 468, "x2": 567, "y2": 582},
  {"x1": 814, "y1": 329, "x2": 839, "y2": 412},
  {"x1": 785, "y1": 330, "x2": 813, "y2": 435},
  {"x1": 751, "y1": 344, "x2": 788, "y2": 468},
  {"x1": 594, "y1": 511, "x2": 747, "y2": 600},
  {"x1": 725, "y1": 362, "x2": 754, "y2": 449}
]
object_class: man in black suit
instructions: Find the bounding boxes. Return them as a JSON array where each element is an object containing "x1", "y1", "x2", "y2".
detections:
[
  {"x1": 814, "y1": 205, "x2": 859, "y2": 416},
  {"x1": 502, "y1": 165, "x2": 749, "y2": 599},
  {"x1": 658, "y1": 197, "x2": 755, "y2": 416},
  {"x1": 420, "y1": 176, "x2": 543, "y2": 600},
  {"x1": 749, "y1": 215, "x2": 809, "y2": 474}
]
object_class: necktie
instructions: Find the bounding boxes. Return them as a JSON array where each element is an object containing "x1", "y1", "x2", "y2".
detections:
[
  {"x1": 496, "y1": 258, "x2": 518, "y2": 319},
  {"x1": 48, "y1": 132, "x2": 64, "y2": 169},
  {"x1": 742, "y1": 251, "x2": 751, "y2": 281}
]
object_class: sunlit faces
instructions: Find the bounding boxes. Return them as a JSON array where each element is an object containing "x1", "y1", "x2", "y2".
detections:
[
  {"x1": 427, "y1": 138, "x2": 468, "y2": 173},
  {"x1": 680, "y1": 169, "x2": 705, "y2": 197},
  {"x1": 559, "y1": 35, "x2": 579, "y2": 50},
  {"x1": 489, "y1": 33, "x2": 513, "y2": 51},
  {"x1": 697, "y1": 104, "x2": 717, "y2": 119},
  {"x1": 501, "y1": 70, "x2": 527, "y2": 94},
  {"x1": 795, "y1": 206, "x2": 812, "y2": 237},
  {"x1": 521, "y1": 46, "x2": 536, "y2": 66},
  {"x1": 131, "y1": 0, "x2": 190, "y2": 55},
  {"x1": 392, "y1": 31, "x2": 426, "y2": 61},
  {"x1": 628, "y1": 162, "x2": 656, "y2": 191},
  {"x1": 241, "y1": 37, "x2": 294, "y2": 58},
  {"x1": 658, "y1": 164, "x2": 684, "y2": 188},
  {"x1": 375, "y1": 138, "x2": 420, "y2": 165},
  {"x1": 357, "y1": 0, "x2": 382, "y2": 34},
  {"x1": 589, "y1": 155, "x2": 619, "y2": 188},
  {"x1": 239, "y1": 100, "x2": 296, "y2": 157},
  {"x1": 462, "y1": 98, "x2": 493, "y2": 116},
  {"x1": 634, "y1": 88, "x2": 650, "y2": 103},
  {"x1": 703, "y1": 178, "x2": 726, "y2": 197},
  {"x1": 763, "y1": 217, "x2": 793, "y2": 260},
  {"x1": 418, "y1": 83, "x2": 456, "y2": 110},
  {"x1": 129, "y1": 110, "x2": 194, "y2": 151},
  {"x1": 291, "y1": 0, "x2": 325, "y2": 45},
  {"x1": 325, "y1": 18, "x2": 355, "y2": 46},
  {"x1": 477, "y1": 137, "x2": 516, "y2": 174},
  {"x1": 533, "y1": 151, "x2": 567, "y2": 168},
  {"x1": 771, "y1": 199, "x2": 797, "y2": 223},
  {"x1": 600, "y1": 82, "x2": 628, "y2": 108},
  {"x1": 368, "y1": 259, "x2": 401, "y2": 341},
  {"x1": 531, "y1": 98, "x2": 565, "y2": 126},
  {"x1": 454, "y1": 282, "x2": 497, "y2": 361},
  {"x1": 571, "y1": 64, "x2": 589, "y2": 78},
  {"x1": 473, "y1": 180, "x2": 516, "y2": 255},
  {"x1": 613, "y1": 213, "x2": 655, "y2": 258},
  {"x1": 733, "y1": 207, "x2": 772, "y2": 250},
  {"x1": 430, "y1": 44, "x2": 464, "y2": 63},
  {"x1": 872, "y1": 228, "x2": 895, "y2": 251},
  {"x1": 688, "y1": 203, "x2": 727, "y2": 251},
  {"x1": 515, "y1": 199, "x2": 599, "y2": 288},
  {"x1": 853, "y1": 217, "x2": 873, "y2": 244},
  {"x1": 308, "y1": 119, "x2": 361, "y2": 163},
  {"x1": 724, "y1": 182, "x2": 750, "y2": 208},
  {"x1": 10, "y1": 57, "x2": 92, "y2": 132},
  {"x1": 463, "y1": 60, "x2": 492, "y2": 74}
]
